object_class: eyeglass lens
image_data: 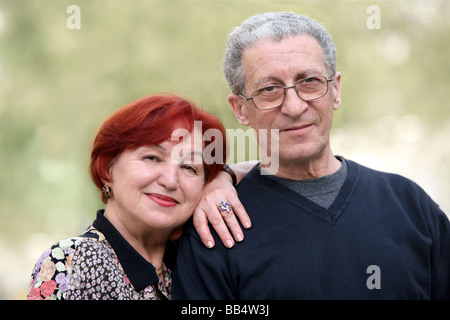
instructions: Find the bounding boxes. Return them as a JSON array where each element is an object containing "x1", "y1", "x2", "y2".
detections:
[{"x1": 252, "y1": 76, "x2": 329, "y2": 110}]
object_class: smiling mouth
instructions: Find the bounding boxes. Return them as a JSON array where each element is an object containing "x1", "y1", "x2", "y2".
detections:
[
  {"x1": 282, "y1": 124, "x2": 314, "y2": 134},
  {"x1": 146, "y1": 193, "x2": 179, "y2": 207}
]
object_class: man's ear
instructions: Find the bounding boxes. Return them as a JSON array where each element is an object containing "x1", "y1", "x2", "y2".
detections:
[
  {"x1": 332, "y1": 72, "x2": 342, "y2": 111},
  {"x1": 227, "y1": 94, "x2": 251, "y2": 126}
]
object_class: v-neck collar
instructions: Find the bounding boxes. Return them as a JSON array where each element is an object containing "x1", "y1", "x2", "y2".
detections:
[
  {"x1": 247, "y1": 158, "x2": 361, "y2": 224},
  {"x1": 92, "y1": 210, "x2": 177, "y2": 291}
]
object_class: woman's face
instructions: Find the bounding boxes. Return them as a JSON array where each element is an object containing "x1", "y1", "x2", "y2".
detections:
[{"x1": 107, "y1": 126, "x2": 205, "y2": 234}]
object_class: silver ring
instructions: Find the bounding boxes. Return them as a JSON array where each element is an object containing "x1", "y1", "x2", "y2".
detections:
[{"x1": 218, "y1": 200, "x2": 232, "y2": 214}]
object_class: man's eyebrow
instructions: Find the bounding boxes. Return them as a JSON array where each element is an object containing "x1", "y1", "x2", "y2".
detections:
[
  {"x1": 254, "y1": 76, "x2": 282, "y2": 88},
  {"x1": 254, "y1": 70, "x2": 324, "y2": 88},
  {"x1": 296, "y1": 69, "x2": 323, "y2": 79}
]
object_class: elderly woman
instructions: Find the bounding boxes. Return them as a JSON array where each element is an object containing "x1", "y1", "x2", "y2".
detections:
[{"x1": 27, "y1": 94, "x2": 230, "y2": 300}]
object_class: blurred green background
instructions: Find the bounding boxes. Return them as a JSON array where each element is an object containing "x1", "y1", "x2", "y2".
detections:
[{"x1": 1, "y1": 0, "x2": 449, "y2": 299}]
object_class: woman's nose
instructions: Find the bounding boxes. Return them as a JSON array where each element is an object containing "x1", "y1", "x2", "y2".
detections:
[{"x1": 157, "y1": 164, "x2": 179, "y2": 191}]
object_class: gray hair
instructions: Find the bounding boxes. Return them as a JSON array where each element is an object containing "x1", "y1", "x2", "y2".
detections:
[{"x1": 223, "y1": 12, "x2": 337, "y2": 95}]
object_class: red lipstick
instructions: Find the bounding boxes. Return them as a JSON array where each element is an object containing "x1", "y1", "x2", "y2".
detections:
[{"x1": 146, "y1": 193, "x2": 178, "y2": 207}]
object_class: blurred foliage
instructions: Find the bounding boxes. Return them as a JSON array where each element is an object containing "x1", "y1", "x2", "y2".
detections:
[{"x1": 0, "y1": 0, "x2": 449, "y2": 299}]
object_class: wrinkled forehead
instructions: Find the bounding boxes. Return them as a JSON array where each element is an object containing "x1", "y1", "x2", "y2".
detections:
[{"x1": 242, "y1": 35, "x2": 327, "y2": 86}]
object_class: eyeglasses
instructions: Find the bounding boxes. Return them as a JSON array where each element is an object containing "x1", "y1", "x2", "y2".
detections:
[{"x1": 239, "y1": 75, "x2": 334, "y2": 110}]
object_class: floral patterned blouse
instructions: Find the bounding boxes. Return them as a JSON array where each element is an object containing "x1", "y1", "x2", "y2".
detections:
[{"x1": 27, "y1": 210, "x2": 177, "y2": 300}]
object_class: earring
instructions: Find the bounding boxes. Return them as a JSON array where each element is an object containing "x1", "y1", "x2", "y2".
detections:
[{"x1": 102, "y1": 184, "x2": 111, "y2": 199}]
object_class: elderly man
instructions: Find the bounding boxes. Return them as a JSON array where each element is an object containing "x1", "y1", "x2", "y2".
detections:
[{"x1": 173, "y1": 12, "x2": 450, "y2": 299}]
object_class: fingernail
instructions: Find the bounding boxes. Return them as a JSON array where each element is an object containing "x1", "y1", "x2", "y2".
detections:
[
  {"x1": 226, "y1": 240, "x2": 234, "y2": 248},
  {"x1": 206, "y1": 241, "x2": 214, "y2": 249},
  {"x1": 245, "y1": 222, "x2": 251, "y2": 229},
  {"x1": 236, "y1": 233, "x2": 243, "y2": 242}
]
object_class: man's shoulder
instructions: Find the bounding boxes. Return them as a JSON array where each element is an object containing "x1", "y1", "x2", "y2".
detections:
[
  {"x1": 236, "y1": 163, "x2": 275, "y2": 193},
  {"x1": 346, "y1": 158, "x2": 435, "y2": 209},
  {"x1": 178, "y1": 218, "x2": 231, "y2": 261},
  {"x1": 180, "y1": 217, "x2": 199, "y2": 238},
  {"x1": 180, "y1": 218, "x2": 218, "y2": 248},
  {"x1": 347, "y1": 158, "x2": 421, "y2": 187}
]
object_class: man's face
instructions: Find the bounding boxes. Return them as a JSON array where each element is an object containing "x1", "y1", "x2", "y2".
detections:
[{"x1": 228, "y1": 35, "x2": 341, "y2": 173}]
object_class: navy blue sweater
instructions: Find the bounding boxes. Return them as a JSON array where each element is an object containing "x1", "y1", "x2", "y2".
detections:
[{"x1": 173, "y1": 159, "x2": 450, "y2": 299}]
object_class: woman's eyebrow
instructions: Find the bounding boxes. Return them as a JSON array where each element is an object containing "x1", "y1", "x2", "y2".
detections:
[{"x1": 182, "y1": 150, "x2": 204, "y2": 163}]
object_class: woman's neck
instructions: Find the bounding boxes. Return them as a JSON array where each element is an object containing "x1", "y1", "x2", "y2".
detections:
[{"x1": 103, "y1": 206, "x2": 171, "y2": 271}]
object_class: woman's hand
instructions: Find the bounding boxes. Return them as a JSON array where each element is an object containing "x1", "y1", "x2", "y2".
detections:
[{"x1": 193, "y1": 168, "x2": 252, "y2": 248}]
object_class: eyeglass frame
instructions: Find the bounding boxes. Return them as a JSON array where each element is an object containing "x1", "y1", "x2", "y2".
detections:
[{"x1": 239, "y1": 75, "x2": 334, "y2": 111}]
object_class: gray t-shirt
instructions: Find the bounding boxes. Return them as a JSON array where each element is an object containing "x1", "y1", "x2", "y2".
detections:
[{"x1": 265, "y1": 156, "x2": 347, "y2": 209}]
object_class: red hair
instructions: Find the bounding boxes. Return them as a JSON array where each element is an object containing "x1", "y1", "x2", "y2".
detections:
[{"x1": 90, "y1": 94, "x2": 227, "y2": 203}]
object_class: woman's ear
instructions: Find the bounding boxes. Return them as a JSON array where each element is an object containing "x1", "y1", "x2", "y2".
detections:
[{"x1": 228, "y1": 94, "x2": 251, "y2": 126}]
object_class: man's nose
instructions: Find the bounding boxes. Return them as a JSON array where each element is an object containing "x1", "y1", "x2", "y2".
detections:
[{"x1": 280, "y1": 87, "x2": 309, "y2": 118}]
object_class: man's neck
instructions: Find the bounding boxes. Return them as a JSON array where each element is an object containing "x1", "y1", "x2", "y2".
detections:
[{"x1": 262, "y1": 152, "x2": 341, "y2": 180}]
